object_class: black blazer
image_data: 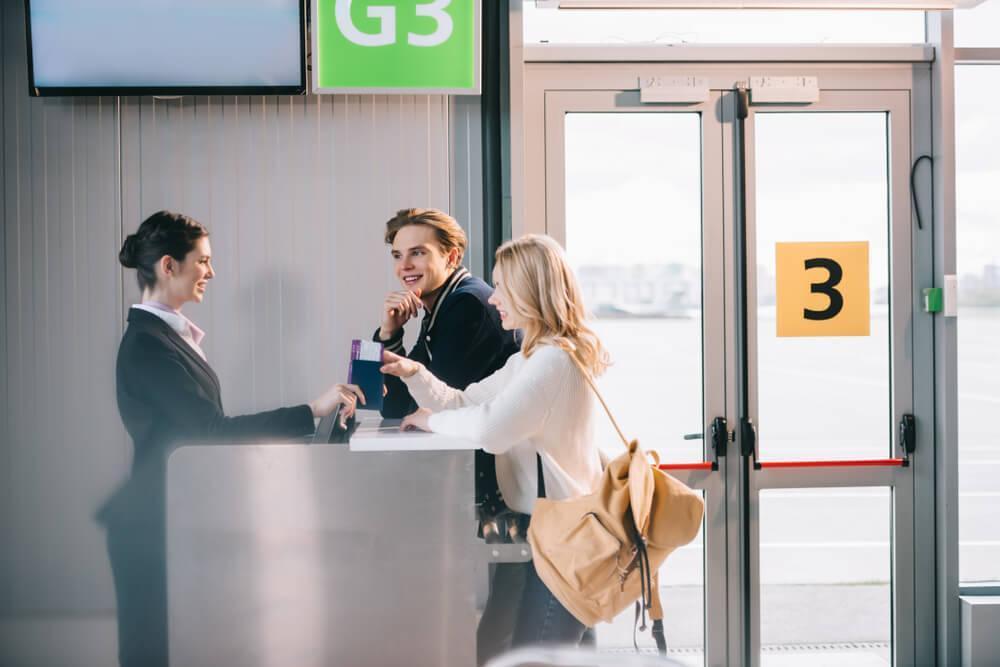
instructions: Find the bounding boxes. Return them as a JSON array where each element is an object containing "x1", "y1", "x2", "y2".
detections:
[
  {"x1": 99, "y1": 308, "x2": 314, "y2": 525},
  {"x1": 116, "y1": 307, "x2": 313, "y2": 464},
  {"x1": 376, "y1": 270, "x2": 520, "y2": 419}
]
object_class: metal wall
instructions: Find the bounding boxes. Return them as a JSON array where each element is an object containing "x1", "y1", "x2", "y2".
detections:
[{"x1": 1, "y1": 0, "x2": 481, "y2": 661}]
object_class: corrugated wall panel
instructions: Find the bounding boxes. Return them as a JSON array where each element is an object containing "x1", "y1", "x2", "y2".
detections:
[
  {"x1": 451, "y1": 96, "x2": 485, "y2": 276},
  {"x1": 2, "y1": 1, "x2": 480, "y2": 641},
  {"x1": 121, "y1": 92, "x2": 453, "y2": 415},
  {"x1": 1, "y1": 29, "x2": 484, "y2": 667},
  {"x1": 2, "y1": 0, "x2": 125, "y2": 617}
]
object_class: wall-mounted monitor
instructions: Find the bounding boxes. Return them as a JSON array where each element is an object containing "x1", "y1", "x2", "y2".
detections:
[{"x1": 25, "y1": 0, "x2": 306, "y2": 96}]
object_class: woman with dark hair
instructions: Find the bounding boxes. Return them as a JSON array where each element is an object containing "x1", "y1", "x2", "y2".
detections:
[{"x1": 100, "y1": 210, "x2": 362, "y2": 667}]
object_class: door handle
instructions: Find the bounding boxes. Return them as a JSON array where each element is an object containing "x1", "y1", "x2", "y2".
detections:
[
  {"x1": 682, "y1": 418, "x2": 729, "y2": 471},
  {"x1": 899, "y1": 413, "x2": 916, "y2": 466},
  {"x1": 710, "y1": 417, "x2": 729, "y2": 471},
  {"x1": 741, "y1": 418, "x2": 759, "y2": 469}
]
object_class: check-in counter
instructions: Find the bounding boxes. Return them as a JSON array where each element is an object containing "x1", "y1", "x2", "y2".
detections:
[{"x1": 165, "y1": 418, "x2": 487, "y2": 667}]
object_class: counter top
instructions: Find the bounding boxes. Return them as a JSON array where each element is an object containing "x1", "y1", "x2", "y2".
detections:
[{"x1": 348, "y1": 415, "x2": 480, "y2": 452}]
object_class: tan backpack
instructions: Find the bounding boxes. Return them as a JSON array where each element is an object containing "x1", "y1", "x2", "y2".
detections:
[{"x1": 527, "y1": 358, "x2": 705, "y2": 650}]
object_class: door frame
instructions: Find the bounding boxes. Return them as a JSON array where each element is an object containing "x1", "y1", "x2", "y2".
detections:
[
  {"x1": 520, "y1": 54, "x2": 936, "y2": 667},
  {"x1": 734, "y1": 88, "x2": 919, "y2": 667},
  {"x1": 544, "y1": 88, "x2": 730, "y2": 663}
]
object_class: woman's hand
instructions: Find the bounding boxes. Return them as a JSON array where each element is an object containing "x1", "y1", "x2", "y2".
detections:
[
  {"x1": 309, "y1": 383, "x2": 366, "y2": 418},
  {"x1": 380, "y1": 350, "x2": 424, "y2": 379},
  {"x1": 400, "y1": 407, "x2": 433, "y2": 432}
]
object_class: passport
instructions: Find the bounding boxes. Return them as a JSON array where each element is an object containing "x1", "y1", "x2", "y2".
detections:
[{"x1": 348, "y1": 339, "x2": 384, "y2": 411}]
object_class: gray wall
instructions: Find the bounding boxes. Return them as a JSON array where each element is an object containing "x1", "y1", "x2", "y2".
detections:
[{"x1": 1, "y1": 0, "x2": 482, "y2": 659}]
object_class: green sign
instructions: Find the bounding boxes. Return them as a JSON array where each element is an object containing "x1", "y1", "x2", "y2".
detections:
[{"x1": 312, "y1": 0, "x2": 480, "y2": 94}]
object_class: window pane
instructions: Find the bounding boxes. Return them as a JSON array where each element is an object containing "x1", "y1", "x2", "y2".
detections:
[
  {"x1": 564, "y1": 112, "x2": 705, "y2": 464},
  {"x1": 754, "y1": 113, "x2": 891, "y2": 462},
  {"x1": 759, "y1": 487, "x2": 892, "y2": 665},
  {"x1": 955, "y1": 0, "x2": 1000, "y2": 48},
  {"x1": 524, "y1": 6, "x2": 925, "y2": 44},
  {"x1": 564, "y1": 111, "x2": 707, "y2": 664},
  {"x1": 956, "y1": 64, "x2": 1000, "y2": 585}
]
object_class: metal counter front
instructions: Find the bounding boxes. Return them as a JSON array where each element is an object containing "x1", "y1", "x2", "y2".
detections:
[{"x1": 165, "y1": 428, "x2": 480, "y2": 667}]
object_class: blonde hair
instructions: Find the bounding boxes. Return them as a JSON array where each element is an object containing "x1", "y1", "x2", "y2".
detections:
[
  {"x1": 384, "y1": 208, "x2": 467, "y2": 264},
  {"x1": 494, "y1": 234, "x2": 609, "y2": 377}
]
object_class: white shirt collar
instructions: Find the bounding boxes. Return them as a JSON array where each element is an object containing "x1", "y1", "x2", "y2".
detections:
[{"x1": 131, "y1": 303, "x2": 207, "y2": 359}]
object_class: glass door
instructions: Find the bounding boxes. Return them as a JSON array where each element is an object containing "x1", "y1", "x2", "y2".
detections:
[
  {"x1": 533, "y1": 69, "x2": 927, "y2": 667},
  {"x1": 544, "y1": 89, "x2": 728, "y2": 666},
  {"x1": 734, "y1": 89, "x2": 916, "y2": 667}
]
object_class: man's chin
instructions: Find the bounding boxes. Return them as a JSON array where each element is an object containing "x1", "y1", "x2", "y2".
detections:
[{"x1": 417, "y1": 283, "x2": 444, "y2": 302}]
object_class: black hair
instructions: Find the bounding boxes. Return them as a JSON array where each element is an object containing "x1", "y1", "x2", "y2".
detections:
[{"x1": 119, "y1": 211, "x2": 209, "y2": 292}]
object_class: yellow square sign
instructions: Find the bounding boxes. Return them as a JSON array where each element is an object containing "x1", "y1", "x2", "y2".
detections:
[{"x1": 775, "y1": 241, "x2": 870, "y2": 337}]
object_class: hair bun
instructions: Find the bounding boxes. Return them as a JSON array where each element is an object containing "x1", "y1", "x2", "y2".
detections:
[{"x1": 119, "y1": 234, "x2": 139, "y2": 268}]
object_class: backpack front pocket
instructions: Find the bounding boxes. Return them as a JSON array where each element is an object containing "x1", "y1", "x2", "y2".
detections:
[{"x1": 546, "y1": 511, "x2": 624, "y2": 597}]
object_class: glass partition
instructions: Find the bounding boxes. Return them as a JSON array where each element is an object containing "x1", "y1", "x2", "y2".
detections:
[
  {"x1": 564, "y1": 112, "x2": 705, "y2": 464},
  {"x1": 956, "y1": 64, "x2": 1000, "y2": 585},
  {"x1": 759, "y1": 487, "x2": 892, "y2": 666},
  {"x1": 753, "y1": 112, "x2": 891, "y2": 462},
  {"x1": 955, "y1": 0, "x2": 1000, "y2": 48},
  {"x1": 523, "y1": 5, "x2": 925, "y2": 45},
  {"x1": 564, "y1": 110, "x2": 708, "y2": 664}
]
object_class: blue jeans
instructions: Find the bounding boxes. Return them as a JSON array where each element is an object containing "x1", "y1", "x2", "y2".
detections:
[
  {"x1": 479, "y1": 562, "x2": 596, "y2": 665},
  {"x1": 511, "y1": 560, "x2": 588, "y2": 647}
]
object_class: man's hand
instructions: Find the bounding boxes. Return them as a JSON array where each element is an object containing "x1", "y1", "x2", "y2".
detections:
[{"x1": 379, "y1": 288, "x2": 423, "y2": 340}]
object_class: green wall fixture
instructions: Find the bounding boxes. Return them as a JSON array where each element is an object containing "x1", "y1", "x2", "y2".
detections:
[
  {"x1": 923, "y1": 287, "x2": 943, "y2": 313},
  {"x1": 312, "y1": 0, "x2": 481, "y2": 94}
]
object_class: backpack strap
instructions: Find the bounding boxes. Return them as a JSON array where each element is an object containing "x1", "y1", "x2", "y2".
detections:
[
  {"x1": 629, "y1": 528, "x2": 668, "y2": 655},
  {"x1": 631, "y1": 591, "x2": 668, "y2": 655},
  {"x1": 565, "y1": 350, "x2": 631, "y2": 451},
  {"x1": 650, "y1": 580, "x2": 667, "y2": 655},
  {"x1": 651, "y1": 619, "x2": 667, "y2": 655},
  {"x1": 536, "y1": 453, "x2": 546, "y2": 499},
  {"x1": 568, "y1": 345, "x2": 666, "y2": 654},
  {"x1": 649, "y1": 571, "x2": 664, "y2": 620}
]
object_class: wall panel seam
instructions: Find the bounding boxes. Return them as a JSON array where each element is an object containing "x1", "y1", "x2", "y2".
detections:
[
  {"x1": 117, "y1": 97, "x2": 125, "y2": 335},
  {"x1": 0, "y1": 0, "x2": 9, "y2": 601}
]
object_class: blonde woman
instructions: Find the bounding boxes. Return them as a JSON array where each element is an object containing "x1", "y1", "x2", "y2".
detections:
[{"x1": 381, "y1": 234, "x2": 607, "y2": 648}]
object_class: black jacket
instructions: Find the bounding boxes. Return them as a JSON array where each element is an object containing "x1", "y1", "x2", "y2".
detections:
[
  {"x1": 102, "y1": 307, "x2": 314, "y2": 667},
  {"x1": 376, "y1": 268, "x2": 519, "y2": 419},
  {"x1": 99, "y1": 308, "x2": 314, "y2": 525},
  {"x1": 116, "y1": 307, "x2": 313, "y2": 464}
]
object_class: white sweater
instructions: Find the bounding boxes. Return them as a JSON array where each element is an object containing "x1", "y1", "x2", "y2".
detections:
[{"x1": 403, "y1": 344, "x2": 603, "y2": 514}]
